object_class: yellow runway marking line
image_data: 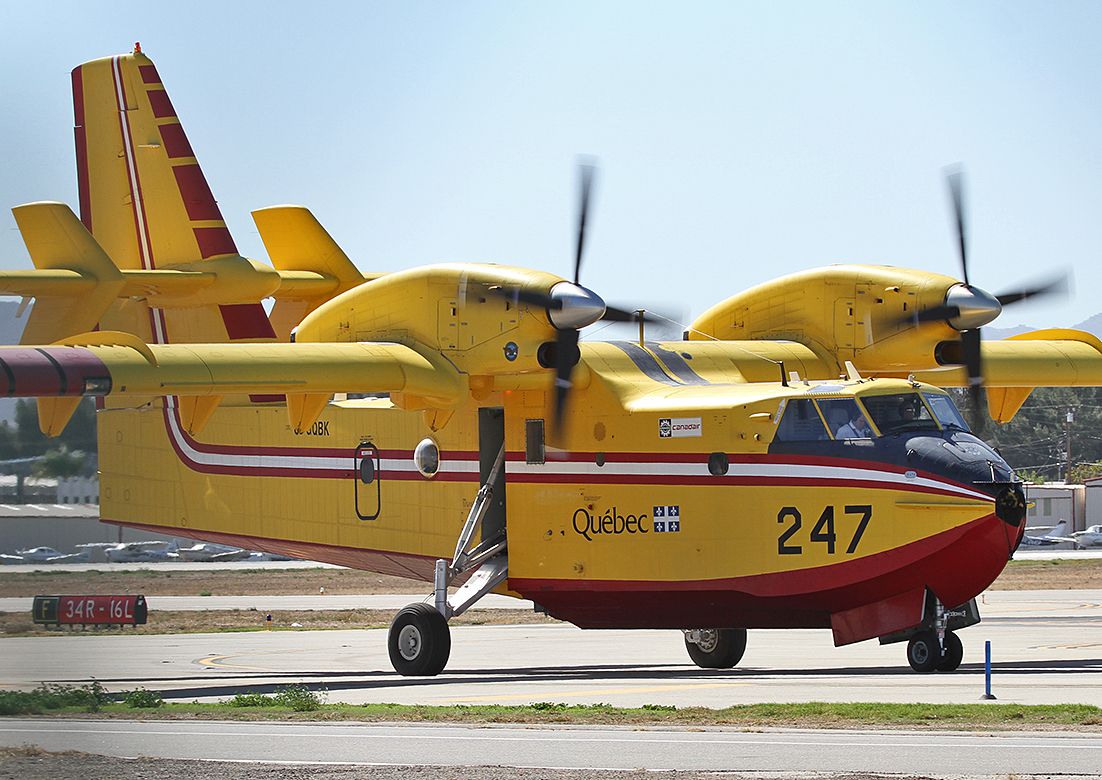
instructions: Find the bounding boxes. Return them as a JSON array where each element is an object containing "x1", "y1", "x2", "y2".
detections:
[
  {"x1": 442, "y1": 682, "x2": 751, "y2": 703},
  {"x1": 197, "y1": 646, "x2": 314, "y2": 672},
  {"x1": 197, "y1": 654, "x2": 269, "y2": 672}
]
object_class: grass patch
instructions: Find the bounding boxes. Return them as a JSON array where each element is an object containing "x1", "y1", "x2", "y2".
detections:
[
  {"x1": 1, "y1": 690, "x2": 1099, "y2": 730},
  {"x1": 0, "y1": 683, "x2": 111, "y2": 715}
]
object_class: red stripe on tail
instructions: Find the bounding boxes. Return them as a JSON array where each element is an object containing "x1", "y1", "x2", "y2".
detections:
[
  {"x1": 158, "y1": 124, "x2": 195, "y2": 159},
  {"x1": 193, "y1": 227, "x2": 237, "y2": 258},
  {"x1": 71, "y1": 67, "x2": 92, "y2": 231},
  {"x1": 146, "y1": 89, "x2": 176, "y2": 118},
  {"x1": 173, "y1": 164, "x2": 223, "y2": 220},
  {"x1": 219, "y1": 304, "x2": 277, "y2": 340}
]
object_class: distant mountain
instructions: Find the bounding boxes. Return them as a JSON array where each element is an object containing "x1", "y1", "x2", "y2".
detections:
[{"x1": 985, "y1": 313, "x2": 1102, "y2": 341}]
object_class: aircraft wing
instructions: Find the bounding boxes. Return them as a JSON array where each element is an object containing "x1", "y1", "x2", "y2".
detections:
[
  {"x1": 887, "y1": 330, "x2": 1102, "y2": 423},
  {"x1": 0, "y1": 333, "x2": 464, "y2": 435}
]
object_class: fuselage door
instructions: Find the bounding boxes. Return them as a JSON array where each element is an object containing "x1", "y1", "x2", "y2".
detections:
[{"x1": 354, "y1": 441, "x2": 381, "y2": 520}]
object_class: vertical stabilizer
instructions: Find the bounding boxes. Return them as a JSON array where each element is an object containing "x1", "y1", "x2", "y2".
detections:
[{"x1": 72, "y1": 46, "x2": 275, "y2": 345}]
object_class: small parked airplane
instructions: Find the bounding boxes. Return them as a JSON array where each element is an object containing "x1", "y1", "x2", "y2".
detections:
[
  {"x1": 1071, "y1": 525, "x2": 1102, "y2": 549},
  {"x1": 103, "y1": 540, "x2": 178, "y2": 563},
  {"x1": 6, "y1": 546, "x2": 90, "y2": 564},
  {"x1": 177, "y1": 542, "x2": 249, "y2": 562},
  {"x1": 1019, "y1": 521, "x2": 1074, "y2": 547}
]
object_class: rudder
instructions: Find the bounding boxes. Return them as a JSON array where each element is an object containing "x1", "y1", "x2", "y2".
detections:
[{"x1": 73, "y1": 45, "x2": 275, "y2": 345}]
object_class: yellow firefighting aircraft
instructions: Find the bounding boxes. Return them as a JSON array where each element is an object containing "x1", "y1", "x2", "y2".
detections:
[{"x1": 3, "y1": 47, "x2": 1102, "y2": 677}]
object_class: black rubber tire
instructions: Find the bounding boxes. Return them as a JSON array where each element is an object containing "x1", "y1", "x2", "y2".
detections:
[
  {"x1": 936, "y1": 631, "x2": 964, "y2": 672},
  {"x1": 685, "y1": 628, "x2": 747, "y2": 669},
  {"x1": 388, "y1": 603, "x2": 451, "y2": 676},
  {"x1": 906, "y1": 630, "x2": 941, "y2": 673}
]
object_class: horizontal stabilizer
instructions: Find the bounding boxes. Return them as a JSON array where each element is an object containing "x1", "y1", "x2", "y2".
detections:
[
  {"x1": 252, "y1": 206, "x2": 373, "y2": 339},
  {"x1": 9, "y1": 202, "x2": 124, "y2": 343}
]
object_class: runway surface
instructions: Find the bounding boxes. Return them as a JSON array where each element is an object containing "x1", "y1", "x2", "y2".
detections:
[
  {"x1": 2, "y1": 589, "x2": 1101, "y2": 708},
  {"x1": 1, "y1": 719, "x2": 1101, "y2": 776}
]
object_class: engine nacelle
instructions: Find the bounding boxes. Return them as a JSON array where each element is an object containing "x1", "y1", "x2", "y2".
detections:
[{"x1": 688, "y1": 265, "x2": 965, "y2": 374}]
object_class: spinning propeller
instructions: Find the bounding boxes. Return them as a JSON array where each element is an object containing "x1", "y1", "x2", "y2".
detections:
[
  {"x1": 921, "y1": 169, "x2": 1067, "y2": 431},
  {"x1": 493, "y1": 163, "x2": 653, "y2": 439}
]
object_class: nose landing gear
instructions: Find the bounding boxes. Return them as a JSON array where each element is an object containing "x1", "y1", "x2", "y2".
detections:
[
  {"x1": 906, "y1": 628, "x2": 964, "y2": 672},
  {"x1": 882, "y1": 591, "x2": 978, "y2": 673}
]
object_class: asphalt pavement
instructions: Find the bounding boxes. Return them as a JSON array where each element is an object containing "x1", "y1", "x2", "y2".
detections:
[{"x1": 0, "y1": 719, "x2": 1100, "y2": 776}]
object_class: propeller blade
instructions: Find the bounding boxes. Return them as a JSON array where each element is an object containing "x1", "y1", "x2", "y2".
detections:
[
  {"x1": 946, "y1": 168, "x2": 969, "y2": 287},
  {"x1": 996, "y1": 274, "x2": 1069, "y2": 307},
  {"x1": 574, "y1": 163, "x2": 595, "y2": 285},
  {"x1": 551, "y1": 327, "x2": 581, "y2": 439},
  {"x1": 601, "y1": 305, "x2": 640, "y2": 323},
  {"x1": 960, "y1": 327, "x2": 986, "y2": 433}
]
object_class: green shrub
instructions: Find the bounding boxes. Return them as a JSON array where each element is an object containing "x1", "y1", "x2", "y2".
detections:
[
  {"x1": 228, "y1": 692, "x2": 274, "y2": 707},
  {"x1": 273, "y1": 685, "x2": 323, "y2": 712},
  {"x1": 0, "y1": 683, "x2": 110, "y2": 715},
  {"x1": 123, "y1": 688, "x2": 164, "y2": 709}
]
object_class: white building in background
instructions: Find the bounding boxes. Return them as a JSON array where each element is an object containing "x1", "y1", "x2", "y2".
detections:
[
  {"x1": 1084, "y1": 476, "x2": 1102, "y2": 532},
  {"x1": 56, "y1": 476, "x2": 98, "y2": 504},
  {"x1": 1024, "y1": 482, "x2": 1086, "y2": 533}
]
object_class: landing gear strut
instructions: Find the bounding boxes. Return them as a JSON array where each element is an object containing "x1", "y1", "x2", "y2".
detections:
[
  {"x1": 683, "y1": 628, "x2": 747, "y2": 669},
  {"x1": 387, "y1": 445, "x2": 508, "y2": 677}
]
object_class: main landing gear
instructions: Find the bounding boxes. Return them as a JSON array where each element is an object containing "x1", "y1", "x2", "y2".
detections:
[
  {"x1": 683, "y1": 628, "x2": 747, "y2": 669},
  {"x1": 387, "y1": 446, "x2": 507, "y2": 677}
]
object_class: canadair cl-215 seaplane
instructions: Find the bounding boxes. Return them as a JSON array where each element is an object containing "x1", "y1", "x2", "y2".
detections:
[{"x1": 3, "y1": 46, "x2": 1102, "y2": 676}]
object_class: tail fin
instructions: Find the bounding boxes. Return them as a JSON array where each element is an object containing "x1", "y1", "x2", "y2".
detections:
[
  {"x1": 73, "y1": 46, "x2": 275, "y2": 344},
  {"x1": 12, "y1": 202, "x2": 124, "y2": 344},
  {"x1": 252, "y1": 206, "x2": 369, "y2": 339},
  {"x1": 1047, "y1": 520, "x2": 1068, "y2": 538}
]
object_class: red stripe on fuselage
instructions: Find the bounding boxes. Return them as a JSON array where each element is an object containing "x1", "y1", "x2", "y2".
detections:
[{"x1": 510, "y1": 513, "x2": 1011, "y2": 630}]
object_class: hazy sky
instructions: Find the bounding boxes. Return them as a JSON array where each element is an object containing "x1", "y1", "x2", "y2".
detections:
[{"x1": 2, "y1": 2, "x2": 1100, "y2": 332}]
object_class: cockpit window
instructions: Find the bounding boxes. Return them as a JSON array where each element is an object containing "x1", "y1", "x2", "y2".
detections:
[
  {"x1": 862, "y1": 393, "x2": 937, "y2": 435},
  {"x1": 774, "y1": 399, "x2": 829, "y2": 441},
  {"x1": 922, "y1": 392, "x2": 970, "y2": 432},
  {"x1": 818, "y1": 398, "x2": 872, "y2": 439}
]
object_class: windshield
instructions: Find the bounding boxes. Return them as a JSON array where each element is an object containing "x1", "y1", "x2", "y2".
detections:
[
  {"x1": 922, "y1": 392, "x2": 970, "y2": 432},
  {"x1": 861, "y1": 393, "x2": 938, "y2": 435},
  {"x1": 818, "y1": 398, "x2": 872, "y2": 440},
  {"x1": 774, "y1": 398, "x2": 830, "y2": 441}
]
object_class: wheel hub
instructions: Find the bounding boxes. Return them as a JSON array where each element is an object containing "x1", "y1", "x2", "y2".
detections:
[
  {"x1": 913, "y1": 641, "x2": 930, "y2": 664},
  {"x1": 685, "y1": 628, "x2": 719, "y2": 653},
  {"x1": 397, "y1": 624, "x2": 423, "y2": 661}
]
